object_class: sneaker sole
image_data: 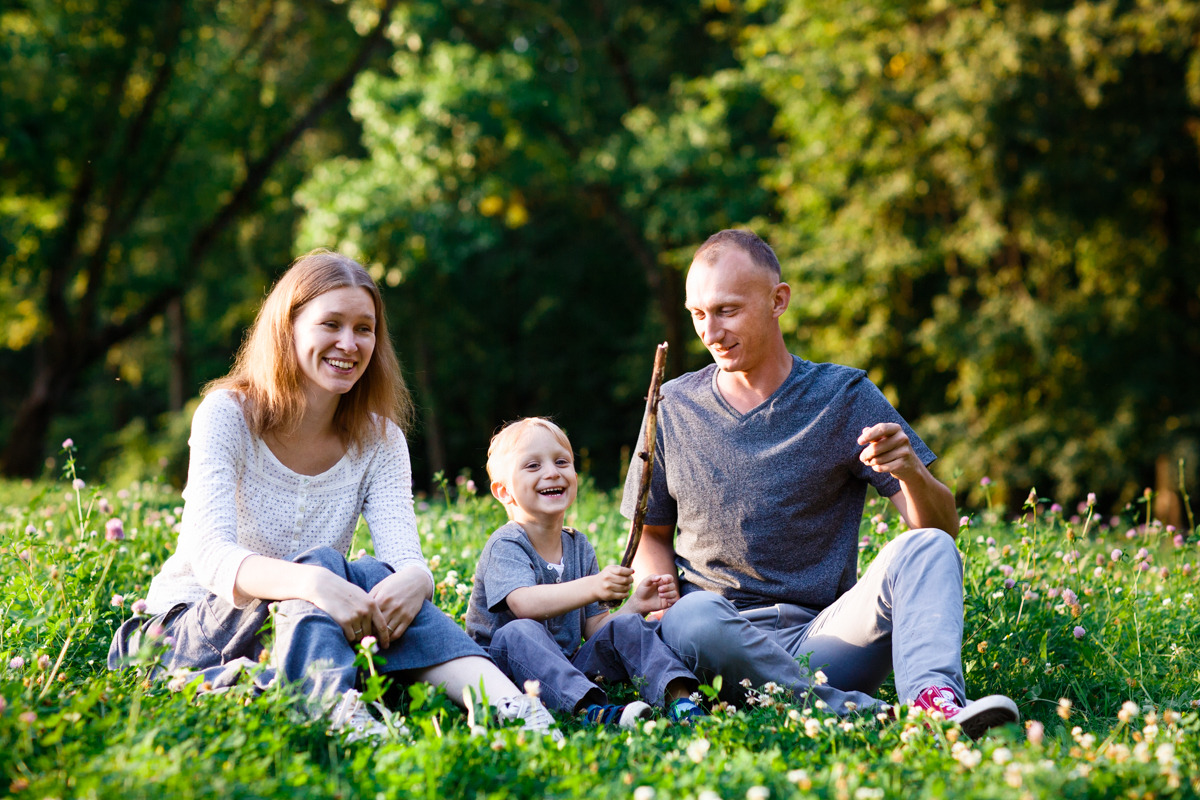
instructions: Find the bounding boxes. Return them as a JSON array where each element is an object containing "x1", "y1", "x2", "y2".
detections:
[{"x1": 957, "y1": 696, "x2": 1019, "y2": 739}]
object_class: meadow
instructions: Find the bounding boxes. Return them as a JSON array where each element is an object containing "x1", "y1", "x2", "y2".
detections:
[{"x1": 2, "y1": 445, "x2": 1198, "y2": 799}]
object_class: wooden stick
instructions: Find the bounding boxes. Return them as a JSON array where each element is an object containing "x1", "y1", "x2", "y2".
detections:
[{"x1": 602, "y1": 342, "x2": 668, "y2": 610}]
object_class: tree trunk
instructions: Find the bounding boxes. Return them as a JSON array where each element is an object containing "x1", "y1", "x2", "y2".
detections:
[
  {"x1": 411, "y1": 326, "x2": 447, "y2": 481},
  {"x1": 167, "y1": 295, "x2": 191, "y2": 411},
  {"x1": 0, "y1": 351, "x2": 76, "y2": 477}
]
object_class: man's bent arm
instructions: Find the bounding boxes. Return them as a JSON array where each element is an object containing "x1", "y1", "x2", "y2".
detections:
[
  {"x1": 889, "y1": 466, "x2": 959, "y2": 538},
  {"x1": 631, "y1": 524, "x2": 680, "y2": 592},
  {"x1": 858, "y1": 422, "x2": 958, "y2": 537}
]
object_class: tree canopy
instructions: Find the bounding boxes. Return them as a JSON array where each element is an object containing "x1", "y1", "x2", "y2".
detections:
[{"x1": 3, "y1": 0, "x2": 1198, "y2": 514}]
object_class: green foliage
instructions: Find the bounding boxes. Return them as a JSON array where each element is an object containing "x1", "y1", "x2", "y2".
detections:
[
  {"x1": 742, "y1": 0, "x2": 1200, "y2": 508},
  {"x1": 3, "y1": 456, "x2": 1200, "y2": 797},
  {"x1": 6, "y1": 0, "x2": 1200, "y2": 516},
  {"x1": 296, "y1": 0, "x2": 777, "y2": 486},
  {"x1": 0, "y1": 0, "x2": 398, "y2": 478}
]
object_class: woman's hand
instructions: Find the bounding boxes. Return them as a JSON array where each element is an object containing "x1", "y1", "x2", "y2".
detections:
[
  {"x1": 306, "y1": 568, "x2": 389, "y2": 645},
  {"x1": 368, "y1": 566, "x2": 433, "y2": 649}
]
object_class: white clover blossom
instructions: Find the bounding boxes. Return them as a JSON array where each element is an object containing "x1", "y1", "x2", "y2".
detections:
[{"x1": 686, "y1": 738, "x2": 711, "y2": 763}]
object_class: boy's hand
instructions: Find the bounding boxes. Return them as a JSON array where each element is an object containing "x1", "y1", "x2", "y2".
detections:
[
  {"x1": 630, "y1": 574, "x2": 679, "y2": 616},
  {"x1": 592, "y1": 565, "x2": 635, "y2": 602}
]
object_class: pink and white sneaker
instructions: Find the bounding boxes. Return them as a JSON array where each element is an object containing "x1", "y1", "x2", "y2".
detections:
[{"x1": 912, "y1": 686, "x2": 1019, "y2": 739}]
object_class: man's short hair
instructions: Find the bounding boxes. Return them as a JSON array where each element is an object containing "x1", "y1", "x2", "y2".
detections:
[{"x1": 692, "y1": 229, "x2": 782, "y2": 279}]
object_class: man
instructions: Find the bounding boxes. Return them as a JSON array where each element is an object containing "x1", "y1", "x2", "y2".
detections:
[{"x1": 621, "y1": 229, "x2": 1017, "y2": 738}]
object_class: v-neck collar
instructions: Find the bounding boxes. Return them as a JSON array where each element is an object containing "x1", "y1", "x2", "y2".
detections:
[{"x1": 709, "y1": 356, "x2": 803, "y2": 422}]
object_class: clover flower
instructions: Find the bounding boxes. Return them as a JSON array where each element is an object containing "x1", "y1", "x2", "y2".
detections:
[
  {"x1": 62, "y1": 438, "x2": 74, "y2": 449},
  {"x1": 1063, "y1": 588, "x2": 1078, "y2": 606},
  {"x1": 1111, "y1": 548, "x2": 1123, "y2": 561},
  {"x1": 746, "y1": 787, "x2": 770, "y2": 800},
  {"x1": 787, "y1": 770, "x2": 812, "y2": 790},
  {"x1": 105, "y1": 518, "x2": 125, "y2": 542},
  {"x1": 952, "y1": 741, "x2": 982, "y2": 768},
  {"x1": 686, "y1": 738, "x2": 710, "y2": 763},
  {"x1": 1117, "y1": 700, "x2": 1139, "y2": 723},
  {"x1": 1073, "y1": 626, "x2": 1086, "y2": 639},
  {"x1": 111, "y1": 594, "x2": 124, "y2": 608},
  {"x1": 72, "y1": 478, "x2": 86, "y2": 490},
  {"x1": 1057, "y1": 698, "x2": 1072, "y2": 719},
  {"x1": 812, "y1": 670, "x2": 828, "y2": 685},
  {"x1": 1027, "y1": 720, "x2": 1044, "y2": 745},
  {"x1": 360, "y1": 635, "x2": 378, "y2": 654},
  {"x1": 9, "y1": 656, "x2": 25, "y2": 670},
  {"x1": 37, "y1": 654, "x2": 50, "y2": 670},
  {"x1": 132, "y1": 599, "x2": 148, "y2": 615}
]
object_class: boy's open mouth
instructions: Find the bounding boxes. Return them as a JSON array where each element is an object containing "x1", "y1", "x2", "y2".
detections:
[{"x1": 538, "y1": 488, "x2": 565, "y2": 496}]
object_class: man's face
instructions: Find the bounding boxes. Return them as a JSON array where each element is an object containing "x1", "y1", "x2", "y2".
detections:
[{"x1": 684, "y1": 248, "x2": 787, "y2": 374}]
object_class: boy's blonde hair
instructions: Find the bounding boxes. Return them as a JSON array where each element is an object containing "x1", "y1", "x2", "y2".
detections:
[{"x1": 486, "y1": 417, "x2": 574, "y2": 487}]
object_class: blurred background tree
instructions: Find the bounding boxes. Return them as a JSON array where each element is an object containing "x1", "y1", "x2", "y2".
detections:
[
  {"x1": 2, "y1": 0, "x2": 1198, "y2": 517},
  {"x1": 743, "y1": 0, "x2": 1200, "y2": 514},
  {"x1": 0, "y1": 0, "x2": 401, "y2": 479},
  {"x1": 295, "y1": 0, "x2": 776, "y2": 484}
]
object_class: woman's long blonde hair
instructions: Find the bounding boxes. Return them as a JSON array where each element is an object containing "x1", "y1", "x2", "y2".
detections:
[{"x1": 206, "y1": 249, "x2": 414, "y2": 445}]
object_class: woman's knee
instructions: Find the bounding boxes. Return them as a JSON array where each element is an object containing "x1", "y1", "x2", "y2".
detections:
[{"x1": 290, "y1": 546, "x2": 348, "y2": 573}]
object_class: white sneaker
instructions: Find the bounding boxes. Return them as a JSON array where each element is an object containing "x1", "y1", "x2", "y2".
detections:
[
  {"x1": 619, "y1": 701, "x2": 654, "y2": 729},
  {"x1": 329, "y1": 689, "x2": 390, "y2": 743},
  {"x1": 495, "y1": 695, "x2": 564, "y2": 742}
]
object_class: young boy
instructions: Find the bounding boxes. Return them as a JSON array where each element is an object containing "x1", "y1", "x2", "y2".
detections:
[{"x1": 465, "y1": 417, "x2": 706, "y2": 727}]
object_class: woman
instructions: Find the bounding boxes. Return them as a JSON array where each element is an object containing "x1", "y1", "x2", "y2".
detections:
[{"x1": 109, "y1": 249, "x2": 555, "y2": 741}]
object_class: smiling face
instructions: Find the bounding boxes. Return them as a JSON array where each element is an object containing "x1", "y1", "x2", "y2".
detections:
[
  {"x1": 291, "y1": 286, "x2": 377, "y2": 404},
  {"x1": 492, "y1": 424, "x2": 578, "y2": 527},
  {"x1": 684, "y1": 246, "x2": 790, "y2": 376}
]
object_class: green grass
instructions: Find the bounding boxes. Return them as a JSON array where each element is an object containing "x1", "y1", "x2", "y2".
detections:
[{"x1": 2, "y1": 453, "x2": 1200, "y2": 799}]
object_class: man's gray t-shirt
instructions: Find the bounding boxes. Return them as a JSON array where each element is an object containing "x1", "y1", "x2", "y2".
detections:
[
  {"x1": 621, "y1": 356, "x2": 935, "y2": 612},
  {"x1": 464, "y1": 521, "x2": 603, "y2": 655}
]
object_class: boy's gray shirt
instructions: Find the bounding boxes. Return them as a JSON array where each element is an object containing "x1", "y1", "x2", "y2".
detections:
[
  {"x1": 621, "y1": 356, "x2": 935, "y2": 612},
  {"x1": 465, "y1": 521, "x2": 602, "y2": 655}
]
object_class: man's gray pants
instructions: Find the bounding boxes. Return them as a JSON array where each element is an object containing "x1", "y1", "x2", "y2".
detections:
[{"x1": 660, "y1": 528, "x2": 965, "y2": 713}]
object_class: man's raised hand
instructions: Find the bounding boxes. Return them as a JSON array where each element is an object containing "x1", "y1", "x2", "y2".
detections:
[
  {"x1": 630, "y1": 574, "x2": 679, "y2": 616},
  {"x1": 857, "y1": 422, "x2": 922, "y2": 479}
]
